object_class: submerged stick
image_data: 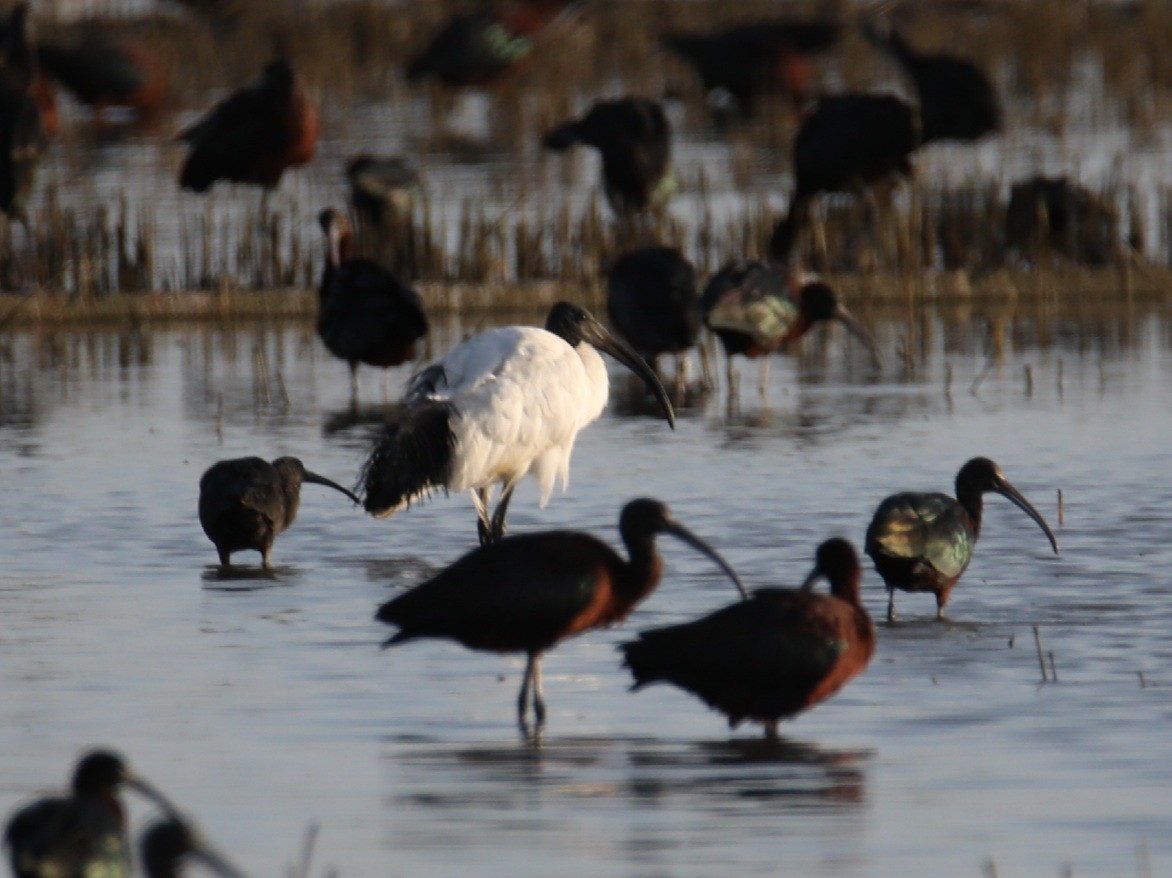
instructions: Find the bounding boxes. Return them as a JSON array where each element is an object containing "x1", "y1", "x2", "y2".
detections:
[{"x1": 1033, "y1": 625, "x2": 1048, "y2": 683}]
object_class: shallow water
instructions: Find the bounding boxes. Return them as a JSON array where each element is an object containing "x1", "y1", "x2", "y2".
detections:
[{"x1": 1, "y1": 304, "x2": 1171, "y2": 877}]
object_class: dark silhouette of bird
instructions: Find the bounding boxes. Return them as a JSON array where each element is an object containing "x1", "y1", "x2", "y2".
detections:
[
  {"x1": 543, "y1": 97, "x2": 674, "y2": 216},
  {"x1": 865, "y1": 457, "x2": 1059, "y2": 622},
  {"x1": 622, "y1": 537, "x2": 874, "y2": 738},
  {"x1": 346, "y1": 155, "x2": 421, "y2": 228},
  {"x1": 360, "y1": 302, "x2": 675, "y2": 546},
  {"x1": 199, "y1": 456, "x2": 360, "y2": 569},
  {"x1": 406, "y1": 0, "x2": 577, "y2": 87},
  {"x1": 863, "y1": 18, "x2": 1000, "y2": 145},
  {"x1": 0, "y1": 3, "x2": 46, "y2": 221},
  {"x1": 768, "y1": 93, "x2": 920, "y2": 266},
  {"x1": 1005, "y1": 175, "x2": 1120, "y2": 267},
  {"x1": 36, "y1": 33, "x2": 167, "y2": 124},
  {"x1": 178, "y1": 60, "x2": 317, "y2": 195},
  {"x1": 160, "y1": 0, "x2": 245, "y2": 38},
  {"x1": 5, "y1": 750, "x2": 179, "y2": 878},
  {"x1": 318, "y1": 208, "x2": 429, "y2": 401},
  {"x1": 139, "y1": 817, "x2": 247, "y2": 878},
  {"x1": 663, "y1": 18, "x2": 841, "y2": 120},
  {"x1": 606, "y1": 245, "x2": 710, "y2": 396},
  {"x1": 376, "y1": 497, "x2": 747, "y2": 729},
  {"x1": 702, "y1": 260, "x2": 880, "y2": 393}
]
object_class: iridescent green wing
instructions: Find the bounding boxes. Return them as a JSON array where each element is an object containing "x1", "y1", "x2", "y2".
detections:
[
  {"x1": 867, "y1": 492, "x2": 974, "y2": 581},
  {"x1": 704, "y1": 264, "x2": 799, "y2": 347}
]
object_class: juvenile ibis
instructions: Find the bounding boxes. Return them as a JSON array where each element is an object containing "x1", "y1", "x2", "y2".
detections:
[
  {"x1": 543, "y1": 97, "x2": 674, "y2": 216},
  {"x1": 0, "y1": 3, "x2": 46, "y2": 221},
  {"x1": 702, "y1": 260, "x2": 880, "y2": 393},
  {"x1": 36, "y1": 33, "x2": 167, "y2": 125},
  {"x1": 865, "y1": 457, "x2": 1059, "y2": 622},
  {"x1": 199, "y1": 456, "x2": 360, "y2": 570},
  {"x1": 140, "y1": 817, "x2": 247, "y2": 878},
  {"x1": 1005, "y1": 175, "x2": 1120, "y2": 267},
  {"x1": 5, "y1": 750, "x2": 179, "y2": 878},
  {"x1": 318, "y1": 208, "x2": 429, "y2": 401},
  {"x1": 178, "y1": 59, "x2": 317, "y2": 196},
  {"x1": 606, "y1": 245, "x2": 710, "y2": 396},
  {"x1": 621, "y1": 538, "x2": 874, "y2": 739},
  {"x1": 376, "y1": 497, "x2": 747, "y2": 729},
  {"x1": 360, "y1": 302, "x2": 676, "y2": 545}
]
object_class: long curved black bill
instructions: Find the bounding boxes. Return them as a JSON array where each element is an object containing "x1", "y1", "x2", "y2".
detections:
[
  {"x1": 190, "y1": 836, "x2": 251, "y2": 878},
  {"x1": 997, "y1": 480, "x2": 1060, "y2": 555},
  {"x1": 664, "y1": 521, "x2": 748, "y2": 600},
  {"x1": 799, "y1": 564, "x2": 824, "y2": 593},
  {"x1": 125, "y1": 775, "x2": 186, "y2": 820},
  {"x1": 304, "y1": 470, "x2": 362, "y2": 505},
  {"x1": 834, "y1": 305, "x2": 883, "y2": 369},
  {"x1": 580, "y1": 315, "x2": 676, "y2": 428}
]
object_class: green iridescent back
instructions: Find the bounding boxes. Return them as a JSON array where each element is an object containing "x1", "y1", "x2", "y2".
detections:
[{"x1": 866, "y1": 491, "x2": 975, "y2": 581}]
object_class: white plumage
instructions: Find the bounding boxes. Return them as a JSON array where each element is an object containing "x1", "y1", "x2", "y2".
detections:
[{"x1": 361, "y1": 302, "x2": 675, "y2": 544}]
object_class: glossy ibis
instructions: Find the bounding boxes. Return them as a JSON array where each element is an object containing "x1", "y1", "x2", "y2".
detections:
[
  {"x1": 376, "y1": 497, "x2": 747, "y2": 729},
  {"x1": 606, "y1": 245, "x2": 711, "y2": 397},
  {"x1": 199, "y1": 456, "x2": 360, "y2": 570},
  {"x1": 346, "y1": 155, "x2": 421, "y2": 228},
  {"x1": 36, "y1": 34, "x2": 167, "y2": 125},
  {"x1": 702, "y1": 260, "x2": 880, "y2": 394},
  {"x1": 622, "y1": 537, "x2": 874, "y2": 739},
  {"x1": 768, "y1": 93, "x2": 919, "y2": 266},
  {"x1": 360, "y1": 302, "x2": 675, "y2": 546},
  {"x1": 5, "y1": 750, "x2": 180, "y2": 878},
  {"x1": 1005, "y1": 175, "x2": 1120, "y2": 267},
  {"x1": 140, "y1": 817, "x2": 247, "y2": 878},
  {"x1": 543, "y1": 97, "x2": 674, "y2": 216},
  {"x1": 178, "y1": 59, "x2": 317, "y2": 196},
  {"x1": 663, "y1": 18, "x2": 841, "y2": 121},
  {"x1": 863, "y1": 18, "x2": 1000, "y2": 145},
  {"x1": 406, "y1": 0, "x2": 578, "y2": 87},
  {"x1": 318, "y1": 208, "x2": 429, "y2": 401},
  {"x1": 865, "y1": 457, "x2": 1059, "y2": 622},
  {"x1": 0, "y1": 3, "x2": 46, "y2": 221}
]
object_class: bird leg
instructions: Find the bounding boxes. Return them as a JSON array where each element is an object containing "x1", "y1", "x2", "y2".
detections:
[
  {"x1": 697, "y1": 341, "x2": 715, "y2": 393},
  {"x1": 489, "y1": 481, "x2": 518, "y2": 543},
  {"x1": 349, "y1": 362, "x2": 360, "y2": 405},
  {"x1": 886, "y1": 589, "x2": 897, "y2": 623},
  {"x1": 764, "y1": 720, "x2": 779, "y2": 741},
  {"x1": 218, "y1": 549, "x2": 231, "y2": 569},
  {"x1": 517, "y1": 655, "x2": 534, "y2": 727},
  {"x1": 261, "y1": 547, "x2": 272, "y2": 571},
  {"x1": 473, "y1": 487, "x2": 493, "y2": 546},
  {"x1": 530, "y1": 655, "x2": 546, "y2": 727},
  {"x1": 758, "y1": 356, "x2": 770, "y2": 398}
]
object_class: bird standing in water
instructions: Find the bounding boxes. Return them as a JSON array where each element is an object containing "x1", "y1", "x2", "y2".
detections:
[
  {"x1": 0, "y1": 3, "x2": 46, "y2": 223},
  {"x1": 199, "y1": 456, "x2": 359, "y2": 570},
  {"x1": 376, "y1": 497, "x2": 747, "y2": 730},
  {"x1": 139, "y1": 817, "x2": 248, "y2": 878},
  {"x1": 622, "y1": 538, "x2": 874, "y2": 739},
  {"x1": 865, "y1": 457, "x2": 1059, "y2": 621}
]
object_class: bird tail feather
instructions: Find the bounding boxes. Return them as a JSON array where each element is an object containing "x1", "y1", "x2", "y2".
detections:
[{"x1": 360, "y1": 401, "x2": 457, "y2": 517}]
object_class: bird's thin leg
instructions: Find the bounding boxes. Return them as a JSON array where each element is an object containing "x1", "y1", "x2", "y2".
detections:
[
  {"x1": 531, "y1": 655, "x2": 546, "y2": 727},
  {"x1": 517, "y1": 655, "x2": 534, "y2": 727},
  {"x1": 261, "y1": 547, "x2": 272, "y2": 571},
  {"x1": 490, "y1": 480, "x2": 518, "y2": 543},
  {"x1": 698, "y1": 341, "x2": 715, "y2": 393},
  {"x1": 473, "y1": 487, "x2": 493, "y2": 546},
  {"x1": 886, "y1": 589, "x2": 897, "y2": 623},
  {"x1": 674, "y1": 355, "x2": 687, "y2": 406},
  {"x1": 726, "y1": 354, "x2": 736, "y2": 400},
  {"x1": 764, "y1": 720, "x2": 779, "y2": 741},
  {"x1": 349, "y1": 362, "x2": 359, "y2": 405},
  {"x1": 218, "y1": 549, "x2": 231, "y2": 569},
  {"x1": 758, "y1": 355, "x2": 770, "y2": 398}
]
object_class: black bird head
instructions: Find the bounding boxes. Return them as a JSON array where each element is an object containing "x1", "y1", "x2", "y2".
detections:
[
  {"x1": 260, "y1": 58, "x2": 294, "y2": 98},
  {"x1": 801, "y1": 537, "x2": 863, "y2": 604},
  {"x1": 542, "y1": 98, "x2": 668, "y2": 154},
  {"x1": 272, "y1": 457, "x2": 360, "y2": 504},
  {"x1": 544, "y1": 302, "x2": 676, "y2": 428},
  {"x1": 955, "y1": 457, "x2": 1059, "y2": 554},
  {"x1": 72, "y1": 749, "x2": 182, "y2": 815},
  {"x1": 799, "y1": 282, "x2": 882, "y2": 367},
  {"x1": 619, "y1": 498, "x2": 747, "y2": 600}
]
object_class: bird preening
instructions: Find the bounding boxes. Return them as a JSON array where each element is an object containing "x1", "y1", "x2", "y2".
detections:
[
  {"x1": 375, "y1": 497, "x2": 747, "y2": 730},
  {"x1": 360, "y1": 301, "x2": 676, "y2": 546}
]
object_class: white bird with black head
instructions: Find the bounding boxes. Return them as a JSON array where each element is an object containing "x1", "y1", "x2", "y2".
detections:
[{"x1": 360, "y1": 302, "x2": 676, "y2": 544}]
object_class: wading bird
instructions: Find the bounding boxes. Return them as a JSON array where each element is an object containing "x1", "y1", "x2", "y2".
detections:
[
  {"x1": 36, "y1": 33, "x2": 167, "y2": 125},
  {"x1": 199, "y1": 456, "x2": 360, "y2": 570},
  {"x1": 318, "y1": 208, "x2": 429, "y2": 401},
  {"x1": 346, "y1": 155, "x2": 421, "y2": 229},
  {"x1": 178, "y1": 60, "x2": 317, "y2": 198},
  {"x1": 1005, "y1": 175, "x2": 1120, "y2": 267},
  {"x1": 865, "y1": 457, "x2": 1059, "y2": 621},
  {"x1": 0, "y1": 3, "x2": 46, "y2": 221},
  {"x1": 543, "y1": 97, "x2": 674, "y2": 216},
  {"x1": 377, "y1": 497, "x2": 747, "y2": 729},
  {"x1": 622, "y1": 537, "x2": 874, "y2": 739},
  {"x1": 140, "y1": 817, "x2": 247, "y2": 878},
  {"x1": 702, "y1": 261, "x2": 880, "y2": 393},
  {"x1": 361, "y1": 302, "x2": 676, "y2": 545},
  {"x1": 5, "y1": 750, "x2": 180, "y2": 878},
  {"x1": 606, "y1": 245, "x2": 710, "y2": 396}
]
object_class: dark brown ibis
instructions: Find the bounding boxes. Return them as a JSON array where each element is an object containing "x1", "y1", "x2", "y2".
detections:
[
  {"x1": 318, "y1": 208, "x2": 429, "y2": 401},
  {"x1": 865, "y1": 457, "x2": 1059, "y2": 622},
  {"x1": 622, "y1": 538, "x2": 874, "y2": 739},
  {"x1": 4, "y1": 750, "x2": 180, "y2": 878},
  {"x1": 178, "y1": 59, "x2": 317, "y2": 196},
  {"x1": 0, "y1": 3, "x2": 46, "y2": 222},
  {"x1": 360, "y1": 302, "x2": 675, "y2": 546},
  {"x1": 606, "y1": 245, "x2": 711, "y2": 397},
  {"x1": 702, "y1": 260, "x2": 880, "y2": 394},
  {"x1": 198, "y1": 456, "x2": 360, "y2": 570},
  {"x1": 376, "y1": 497, "x2": 747, "y2": 729},
  {"x1": 662, "y1": 18, "x2": 841, "y2": 122},
  {"x1": 1005, "y1": 175, "x2": 1120, "y2": 267},
  {"x1": 346, "y1": 155, "x2": 421, "y2": 229},
  {"x1": 139, "y1": 817, "x2": 247, "y2": 878},
  {"x1": 543, "y1": 96, "x2": 674, "y2": 216},
  {"x1": 36, "y1": 33, "x2": 167, "y2": 125}
]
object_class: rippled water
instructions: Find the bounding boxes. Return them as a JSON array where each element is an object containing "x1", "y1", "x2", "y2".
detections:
[{"x1": 1, "y1": 304, "x2": 1171, "y2": 877}]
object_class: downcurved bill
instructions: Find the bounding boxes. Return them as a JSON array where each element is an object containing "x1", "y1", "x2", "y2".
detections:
[
  {"x1": 579, "y1": 316, "x2": 676, "y2": 428},
  {"x1": 997, "y1": 479, "x2": 1060, "y2": 555},
  {"x1": 663, "y1": 521, "x2": 748, "y2": 600},
  {"x1": 304, "y1": 470, "x2": 362, "y2": 505},
  {"x1": 125, "y1": 774, "x2": 186, "y2": 820},
  {"x1": 834, "y1": 305, "x2": 883, "y2": 369},
  {"x1": 799, "y1": 564, "x2": 824, "y2": 593},
  {"x1": 189, "y1": 834, "x2": 251, "y2": 878}
]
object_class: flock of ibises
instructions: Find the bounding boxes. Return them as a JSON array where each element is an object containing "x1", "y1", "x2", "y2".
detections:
[{"x1": 4, "y1": 1, "x2": 1074, "y2": 875}]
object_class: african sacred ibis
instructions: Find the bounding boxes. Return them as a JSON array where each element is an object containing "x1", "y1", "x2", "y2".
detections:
[{"x1": 360, "y1": 302, "x2": 676, "y2": 545}]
